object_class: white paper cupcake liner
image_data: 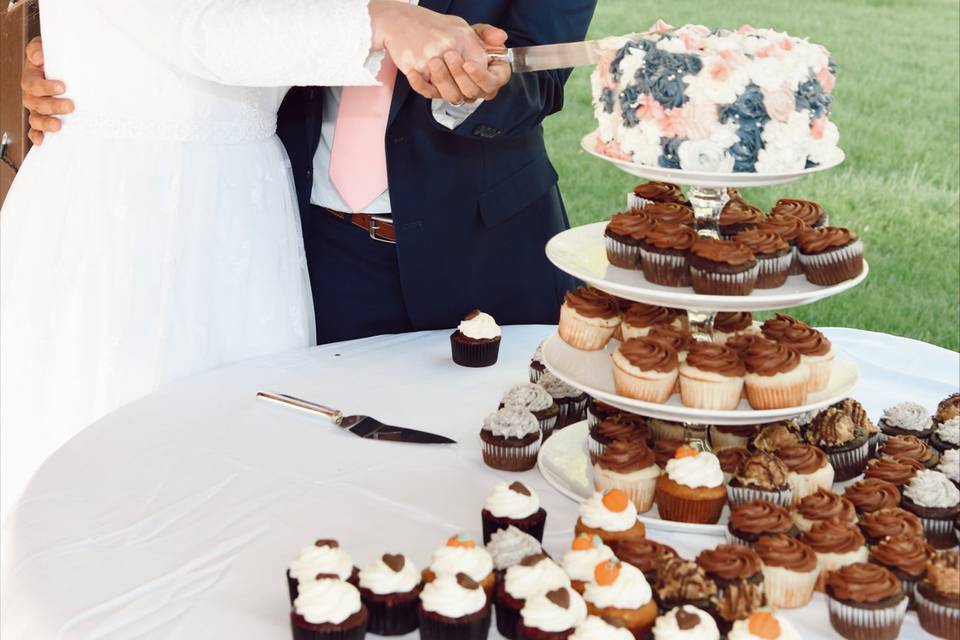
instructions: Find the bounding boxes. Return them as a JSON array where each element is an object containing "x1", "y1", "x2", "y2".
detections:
[
  {"x1": 639, "y1": 248, "x2": 690, "y2": 287},
  {"x1": 727, "y1": 484, "x2": 793, "y2": 508},
  {"x1": 679, "y1": 373, "x2": 744, "y2": 410},
  {"x1": 593, "y1": 467, "x2": 658, "y2": 513},
  {"x1": 756, "y1": 252, "x2": 793, "y2": 289},
  {"x1": 588, "y1": 435, "x2": 607, "y2": 465},
  {"x1": 690, "y1": 264, "x2": 759, "y2": 296},
  {"x1": 827, "y1": 594, "x2": 907, "y2": 640},
  {"x1": 536, "y1": 413, "x2": 559, "y2": 439},
  {"x1": 798, "y1": 239, "x2": 864, "y2": 286},
  {"x1": 612, "y1": 365, "x2": 677, "y2": 403},
  {"x1": 725, "y1": 529, "x2": 754, "y2": 548},
  {"x1": 627, "y1": 193, "x2": 653, "y2": 210},
  {"x1": 915, "y1": 586, "x2": 960, "y2": 638},
  {"x1": 786, "y1": 466, "x2": 835, "y2": 505},
  {"x1": 605, "y1": 235, "x2": 643, "y2": 269},
  {"x1": 804, "y1": 355, "x2": 834, "y2": 392},
  {"x1": 558, "y1": 306, "x2": 618, "y2": 352},
  {"x1": 761, "y1": 564, "x2": 818, "y2": 609},
  {"x1": 745, "y1": 375, "x2": 808, "y2": 410}
]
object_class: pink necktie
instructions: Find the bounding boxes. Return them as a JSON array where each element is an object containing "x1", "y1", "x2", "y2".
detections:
[{"x1": 329, "y1": 53, "x2": 398, "y2": 213}]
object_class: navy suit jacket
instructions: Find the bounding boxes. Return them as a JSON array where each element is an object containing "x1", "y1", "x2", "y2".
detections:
[{"x1": 277, "y1": 0, "x2": 596, "y2": 330}]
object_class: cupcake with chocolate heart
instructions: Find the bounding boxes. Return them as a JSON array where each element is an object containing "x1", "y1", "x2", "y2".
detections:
[
  {"x1": 777, "y1": 444, "x2": 834, "y2": 504},
  {"x1": 770, "y1": 198, "x2": 827, "y2": 228},
  {"x1": 643, "y1": 202, "x2": 696, "y2": 227},
  {"x1": 655, "y1": 556, "x2": 719, "y2": 613},
  {"x1": 559, "y1": 288, "x2": 622, "y2": 351},
  {"x1": 880, "y1": 434, "x2": 939, "y2": 469},
  {"x1": 931, "y1": 416, "x2": 959, "y2": 454},
  {"x1": 620, "y1": 303, "x2": 686, "y2": 341},
  {"x1": 858, "y1": 507, "x2": 925, "y2": 546},
  {"x1": 689, "y1": 237, "x2": 759, "y2": 296},
  {"x1": 734, "y1": 228, "x2": 792, "y2": 289},
  {"x1": 915, "y1": 550, "x2": 960, "y2": 639},
  {"x1": 655, "y1": 446, "x2": 728, "y2": 525},
  {"x1": 864, "y1": 455, "x2": 924, "y2": 487},
  {"x1": 717, "y1": 447, "x2": 752, "y2": 484},
  {"x1": 751, "y1": 421, "x2": 804, "y2": 453},
  {"x1": 719, "y1": 198, "x2": 764, "y2": 239},
  {"x1": 727, "y1": 611, "x2": 801, "y2": 640},
  {"x1": 451, "y1": 309, "x2": 501, "y2": 367},
  {"x1": 741, "y1": 339, "x2": 809, "y2": 410},
  {"x1": 711, "y1": 424, "x2": 759, "y2": 451},
  {"x1": 629, "y1": 181, "x2": 687, "y2": 210},
  {"x1": 792, "y1": 488, "x2": 857, "y2": 533},
  {"x1": 638, "y1": 222, "x2": 698, "y2": 287},
  {"x1": 678, "y1": 341, "x2": 745, "y2": 411},
  {"x1": 842, "y1": 478, "x2": 901, "y2": 515},
  {"x1": 539, "y1": 373, "x2": 589, "y2": 431},
  {"x1": 901, "y1": 469, "x2": 960, "y2": 549},
  {"x1": 775, "y1": 324, "x2": 834, "y2": 392},
  {"x1": 479, "y1": 407, "x2": 542, "y2": 472},
  {"x1": 418, "y1": 572, "x2": 491, "y2": 640},
  {"x1": 727, "y1": 452, "x2": 792, "y2": 508},
  {"x1": 563, "y1": 534, "x2": 616, "y2": 594},
  {"x1": 615, "y1": 538, "x2": 679, "y2": 586},
  {"x1": 870, "y1": 534, "x2": 935, "y2": 604},
  {"x1": 487, "y1": 526, "x2": 544, "y2": 578},
  {"x1": 611, "y1": 337, "x2": 679, "y2": 403},
  {"x1": 825, "y1": 563, "x2": 907, "y2": 640},
  {"x1": 482, "y1": 481, "x2": 548, "y2": 545},
  {"x1": 358, "y1": 553, "x2": 423, "y2": 636},
  {"x1": 605, "y1": 212, "x2": 656, "y2": 269},
  {"x1": 799, "y1": 520, "x2": 868, "y2": 591},
  {"x1": 424, "y1": 535, "x2": 495, "y2": 595},
  {"x1": 796, "y1": 226, "x2": 864, "y2": 286},
  {"x1": 696, "y1": 545, "x2": 764, "y2": 631},
  {"x1": 806, "y1": 407, "x2": 869, "y2": 481},
  {"x1": 757, "y1": 215, "x2": 811, "y2": 276},
  {"x1": 495, "y1": 553, "x2": 571, "y2": 639},
  {"x1": 287, "y1": 539, "x2": 357, "y2": 604},
  {"x1": 726, "y1": 499, "x2": 798, "y2": 547},
  {"x1": 572, "y1": 615, "x2": 635, "y2": 640},
  {"x1": 502, "y1": 384, "x2": 562, "y2": 439},
  {"x1": 754, "y1": 534, "x2": 819, "y2": 608},
  {"x1": 291, "y1": 576, "x2": 369, "y2": 640},
  {"x1": 652, "y1": 605, "x2": 721, "y2": 640},
  {"x1": 575, "y1": 489, "x2": 646, "y2": 550},
  {"x1": 584, "y1": 559, "x2": 659, "y2": 638},
  {"x1": 878, "y1": 401, "x2": 935, "y2": 443},
  {"x1": 593, "y1": 439, "x2": 660, "y2": 513},
  {"x1": 517, "y1": 585, "x2": 588, "y2": 640},
  {"x1": 588, "y1": 415, "x2": 650, "y2": 465},
  {"x1": 710, "y1": 312, "x2": 759, "y2": 346}
]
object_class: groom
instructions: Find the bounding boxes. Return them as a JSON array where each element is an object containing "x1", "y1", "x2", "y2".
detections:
[{"x1": 24, "y1": 0, "x2": 597, "y2": 343}]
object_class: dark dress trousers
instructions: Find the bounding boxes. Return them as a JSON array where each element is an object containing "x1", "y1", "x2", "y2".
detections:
[{"x1": 277, "y1": 0, "x2": 597, "y2": 343}]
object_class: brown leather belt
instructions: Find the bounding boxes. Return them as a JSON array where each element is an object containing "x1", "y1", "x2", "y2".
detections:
[{"x1": 323, "y1": 208, "x2": 396, "y2": 244}]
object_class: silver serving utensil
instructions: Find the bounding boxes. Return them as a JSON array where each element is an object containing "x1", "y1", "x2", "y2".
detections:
[
  {"x1": 256, "y1": 392, "x2": 456, "y2": 444},
  {"x1": 487, "y1": 40, "x2": 601, "y2": 73}
]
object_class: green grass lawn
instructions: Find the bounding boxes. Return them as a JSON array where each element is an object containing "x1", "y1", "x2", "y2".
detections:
[{"x1": 544, "y1": 0, "x2": 960, "y2": 351}]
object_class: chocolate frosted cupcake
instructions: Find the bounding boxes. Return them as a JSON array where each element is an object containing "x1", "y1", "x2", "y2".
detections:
[
  {"x1": 710, "y1": 311, "x2": 758, "y2": 345},
  {"x1": 842, "y1": 478, "x2": 901, "y2": 515},
  {"x1": 901, "y1": 469, "x2": 960, "y2": 549},
  {"x1": 878, "y1": 401, "x2": 934, "y2": 443},
  {"x1": 539, "y1": 373, "x2": 589, "y2": 431},
  {"x1": 880, "y1": 434, "x2": 939, "y2": 469},
  {"x1": 291, "y1": 577, "x2": 369, "y2": 640},
  {"x1": 858, "y1": 507, "x2": 925, "y2": 546},
  {"x1": 931, "y1": 416, "x2": 959, "y2": 453},
  {"x1": 559, "y1": 288, "x2": 622, "y2": 351},
  {"x1": 792, "y1": 488, "x2": 857, "y2": 532},
  {"x1": 611, "y1": 338, "x2": 679, "y2": 403},
  {"x1": 653, "y1": 438, "x2": 685, "y2": 468},
  {"x1": 605, "y1": 212, "x2": 656, "y2": 269},
  {"x1": 727, "y1": 452, "x2": 792, "y2": 507},
  {"x1": 517, "y1": 585, "x2": 588, "y2": 640},
  {"x1": 759, "y1": 313, "x2": 807, "y2": 341},
  {"x1": 643, "y1": 202, "x2": 696, "y2": 227},
  {"x1": 797, "y1": 226, "x2": 864, "y2": 286},
  {"x1": 451, "y1": 310, "x2": 502, "y2": 367},
  {"x1": 724, "y1": 333, "x2": 762, "y2": 359},
  {"x1": 741, "y1": 339, "x2": 809, "y2": 410},
  {"x1": 754, "y1": 534, "x2": 819, "y2": 608},
  {"x1": 562, "y1": 534, "x2": 616, "y2": 594},
  {"x1": 826, "y1": 564, "x2": 908, "y2": 640},
  {"x1": 638, "y1": 222, "x2": 698, "y2": 287},
  {"x1": 807, "y1": 408, "x2": 870, "y2": 481},
  {"x1": 734, "y1": 228, "x2": 792, "y2": 289},
  {"x1": 616, "y1": 538, "x2": 679, "y2": 586},
  {"x1": 358, "y1": 553, "x2": 423, "y2": 636},
  {"x1": 771, "y1": 198, "x2": 826, "y2": 228},
  {"x1": 719, "y1": 198, "x2": 764, "y2": 239},
  {"x1": 418, "y1": 573, "x2": 491, "y2": 640},
  {"x1": 751, "y1": 420, "x2": 803, "y2": 453},
  {"x1": 593, "y1": 439, "x2": 660, "y2": 513},
  {"x1": 502, "y1": 384, "x2": 561, "y2": 439},
  {"x1": 689, "y1": 238, "x2": 759, "y2": 296},
  {"x1": 479, "y1": 407, "x2": 542, "y2": 471},
  {"x1": 629, "y1": 181, "x2": 687, "y2": 210},
  {"x1": 696, "y1": 544, "x2": 764, "y2": 630},
  {"x1": 870, "y1": 534, "x2": 935, "y2": 604},
  {"x1": 717, "y1": 447, "x2": 752, "y2": 483},
  {"x1": 287, "y1": 540, "x2": 357, "y2": 604},
  {"x1": 655, "y1": 556, "x2": 718, "y2": 613},
  {"x1": 678, "y1": 341, "x2": 745, "y2": 410},
  {"x1": 915, "y1": 550, "x2": 960, "y2": 639},
  {"x1": 800, "y1": 520, "x2": 868, "y2": 590},
  {"x1": 777, "y1": 445, "x2": 835, "y2": 504},
  {"x1": 757, "y1": 214, "x2": 811, "y2": 276},
  {"x1": 647, "y1": 325, "x2": 694, "y2": 366},
  {"x1": 727, "y1": 499, "x2": 797, "y2": 547},
  {"x1": 711, "y1": 424, "x2": 758, "y2": 452},
  {"x1": 588, "y1": 415, "x2": 649, "y2": 465},
  {"x1": 587, "y1": 398, "x2": 622, "y2": 428},
  {"x1": 776, "y1": 324, "x2": 835, "y2": 392},
  {"x1": 621, "y1": 303, "x2": 686, "y2": 341},
  {"x1": 482, "y1": 482, "x2": 547, "y2": 545},
  {"x1": 495, "y1": 553, "x2": 571, "y2": 639},
  {"x1": 864, "y1": 455, "x2": 923, "y2": 487}
]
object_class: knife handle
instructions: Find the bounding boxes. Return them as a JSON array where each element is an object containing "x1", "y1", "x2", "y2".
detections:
[
  {"x1": 485, "y1": 46, "x2": 513, "y2": 67},
  {"x1": 256, "y1": 391, "x2": 343, "y2": 424}
]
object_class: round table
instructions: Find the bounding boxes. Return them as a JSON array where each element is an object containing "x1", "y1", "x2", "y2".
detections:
[{"x1": 2, "y1": 326, "x2": 957, "y2": 639}]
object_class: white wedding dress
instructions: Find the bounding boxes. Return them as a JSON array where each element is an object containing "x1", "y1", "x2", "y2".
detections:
[{"x1": 0, "y1": 0, "x2": 385, "y2": 522}]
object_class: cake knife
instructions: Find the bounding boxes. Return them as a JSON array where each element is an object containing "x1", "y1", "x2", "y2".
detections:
[
  {"x1": 487, "y1": 40, "x2": 602, "y2": 73},
  {"x1": 257, "y1": 392, "x2": 457, "y2": 444}
]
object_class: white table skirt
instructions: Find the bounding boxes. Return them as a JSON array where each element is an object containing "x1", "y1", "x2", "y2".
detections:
[{"x1": 2, "y1": 326, "x2": 957, "y2": 639}]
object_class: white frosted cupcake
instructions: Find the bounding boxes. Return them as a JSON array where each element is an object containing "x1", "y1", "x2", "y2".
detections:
[
  {"x1": 938, "y1": 448, "x2": 959, "y2": 486},
  {"x1": 481, "y1": 481, "x2": 547, "y2": 546},
  {"x1": 878, "y1": 400, "x2": 934, "y2": 443},
  {"x1": 426, "y1": 534, "x2": 495, "y2": 594},
  {"x1": 652, "y1": 605, "x2": 720, "y2": 640},
  {"x1": 502, "y1": 383, "x2": 561, "y2": 438},
  {"x1": 574, "y1": 489, "x2": 645, "y2": 550},
  {"x1": 593, "y1": 439, "x2": 660, "y2": 513},
  {"x1": 727, "y1": 611, "x2": 801, "y2": 640},
  {"x1": 479, "y1": 407, "x2": 542, "y2": 472},
  {"x1": 931, "y1": 415, "x2": 959, "y2": 453},
  {"x1": 517, "y1": 585, "x2": 588, "y2": 639},
  {"x1": 418, "y1": 572, "x2": 491, "y2": 640},
  {"x1": 496, "y1": 553, "x2": 572, "y2": 638},
  {"x1": 572, "y1": 615, "x2": 634, "y2": 639},
  {"x1": 287, "y1": 539, "x2": 356, "y2": 603},
  {"x1": 654, "y1": 447, "x2": 728, "y2": 525},
  {"x1": 679, "y1": 341, "x2": 745, "y2": 410},
  {"x1": 292, "y1": 576, "x2": 369, "y2": 638},
  {"x1": 612, "y1": 337, "x2": 679, "y2": 403},
  {"x1": 358, "y1": 553, "x2": 422, "y2": 635},
  {"x1": 559, "y1": 287, "x2": 622, "y2": 351},
  {"x1": 583, "y1": 560, "x2": 659, "y2": 638},
  {"x1": 563, "y1": 533, "x2": 616, "y2": 594},
  {"x1": 901, "y1": 469, "x2": 960, "y2": 549},
  {"x1": 539, "y1": 372, "x2": 589, "y2": 430}
]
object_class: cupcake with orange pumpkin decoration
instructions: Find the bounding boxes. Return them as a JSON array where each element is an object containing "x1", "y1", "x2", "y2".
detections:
[
  {"x1": 654, "y1": 446, "x2": 727, "y2": 525},
  {"x1": 583, "y1": 559, "x2": 659, "y2": 639},
  {"x1": 727, "y1": 610, "x2": 801, "y2": 640},
  {"x1": 423, "y1": 534, "x2": 495, "y2": 596},
  {"x1": 562, "y1": 534, "x2": 616, "y2": 594},
  {"x1": 574, "y1": 489, "x2": 646, "y2": 550}
]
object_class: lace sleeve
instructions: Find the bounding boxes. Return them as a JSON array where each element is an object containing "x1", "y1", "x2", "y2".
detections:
[{"x1": 89, "y1": 0, "x2": 382, "y2": 87}]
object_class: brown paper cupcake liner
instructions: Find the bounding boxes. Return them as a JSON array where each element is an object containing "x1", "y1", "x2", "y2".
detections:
[
  {"x1": 418, "y1": 607, "x2": 492, "y2": 640},
  {"x1": 915, "y1": 587, "x2": 960, "y2": 639},
  {"x1": 827, "y1": 596, "x2": 907, "y2": 640},
  {"x1": 655, "y1": 487, "x2": 726, "y2": 524},
  {"x1": 726, "y1": 484, "x2": 793, "y2": 509},
  {"x1": 361, "y1": 589, "x2": 421, "y2": 636},
  {"x1": 917, "y1": 515, "x2": 958, "y2": 549},
  {"x1": 799, "y1": 239, "x2": 864, "y2": 286},
  {"x1": 605, "y1": 235, "x2": 643, "y2": 269},
  {"x1": 756, "y1": 252, "x2": 793, "y2": 289},
  {"x1": 824, "y1": 439, "x2": 869, "y2": 482},
  {"x1": 451, "y1": 334, "x2": 501, "y2": 367},
  {"x1": 789, "y1": 246, "x2": 803, "y2": 275},
  {"x1": 690, "y1": 264, "x2": 759, "y2": 296},
  {"x1": 640, "y1": 248, "x2": 691, "y2": 287},
  {"x1": 291, "y1": 611, "x2": 369, "y2": 640},
  {"x1": 761, "y1": 565, "x2": 818, "y2": 608},
  {"x1": 555, "y1": 397, "x2": 589, "y2": 431},
  {"x1": 481, "y1": 438, "x2": 541, "y2": 472}
]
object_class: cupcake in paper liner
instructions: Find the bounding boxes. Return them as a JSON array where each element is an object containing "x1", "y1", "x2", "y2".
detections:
[
  {"x1": 797, "y1": 226, "x2": 864, "y2": 286},
  {"x1": 638, "y1": 222, "x2": 697, "y2": 287},
  {"x1": 825, "y1": 563, "x2": 908, "y2": 640},
  {"x1": 588, "y1": 414, "x2": 649, "y2": 465},
  {"x1": 726, "y1": 499, "x2": 797, "y2": 548},
  {"x1": 583, "y1": 559, "x2": 659, "y2": 638},
  {"x1": 620, "y1": 302, "x2": 686, "y2": 341},
  {"x1": 611, "y1": 337, "x2": 679, "y2": 404},
  {"x1": 719, "y1": 197, "x2": 764, "y2": 239},
  {"x1": 710, "y1": 311, "x2": 759, "y2": 346},
  {"x1": 915, "y1": 550, "x2": 960, "y2": 639},
  {"x1": 754, "y1": 534, "x2": 819, "y2": 609},
  {"x1": 501, "y1": 384, "x2": 561, "y2": 441},
  {"x1": 741, "y1": 338, "x2": 809, "y2": 410},
  {"x1": 777, "y1": 445, "x2": 835, "y2": 505},
  {"x1": 538, "y1": 372, "x2": 588, "y2": 432},
  {"x1": 605, "y1": 212, "x2": 654, "y2": 269},
  {"x1": 792, "y1": 488, "x2": 858, "y2": 533},
  {"x1": 291, "y1": 577, "x2": 369, "y2": 640},
  {"x1": 776, "y1": 324, "x2": 835, "y2": 393},
  {"x1": 678, "y1": 341, "x2": 745, "y2": 411},
  {"x1": 931, "y1": 416, "x2": 960, "y2": 453},
  {"x1": 688, "y1": 238, "x2": 758, "y2": 296},
  {"x1": 771, "y1": 198, "x2": 826, "y2": 228},
  {"x1": 901, "y1": 469, "x2": 960, "y2": 549},
  {"x1": 481, "y1": 481, "x2": 547, "y2": 545},
  {"x1": 842, "y1": 478, "x2": 901, "y2": 515},
  {"x1": 417, "y1": 573, "x2": 491, "y2": 640},
  {"x1": 451, "y1": 310, "x2": 501, "y2": 367},
  {"x1": 495, "y1": 553, "x2": 571, "y2": 639},
  {"x1": 562, "y1": 534, "x2": 615, "y2": 594},
  {"x1": 869, "y1": 534, "x2": 935, "y2": 607},
  {"x1": 287, "y1": 539, "x2": 357, "y2": 605},
  {"x1": 806, "y1": 407, "x2": 870, "y2": 481},
  {"x1": 628, "y1": 181, "x2": 687, "y2": 212},
  {"x1": 864, "y1": 455, "x2": 923, "y2": 488},
  {"x1": 727, "y1": 453, "x2": 793, "y2": 508},
  {"x1": 643, "y1": 202, "x2": 696, "y2": 228},
  {"x1": 654, "y1": 556, "x2": 718, "y2": 614},
  {"x1": 758, "y1": 214, "x2": 811, "y2": 277},
  {"x1": 486, "y1": 526, "x2": 543, "y2": 578},
  {"x1": 858, "y1": 507, "x2": 925, "y2": 546},
  {"x1": 734, "y1": 227, "x2": 792, "y2": 289},
  {"x1": 516, "y1": 585, "x2": 588, "y2": 639},
  {"x1": 592, "y1": 439, "x2": 660, "y2": 513},
  {"x1": 799, "y1": 520, "x2": 869, "y2": 591},
  {"x1": 654, "y1": 447, "x2": 727, "y2": 525},
  {"x1": 558, "y1": 287, "x2": 622, "y2": 351},
  {"x1": 357, "y1": 553, "x2": 423, "y2": 636},
  {"x1": 479, "y1": 407, "x2": 542, "y2": 472}
]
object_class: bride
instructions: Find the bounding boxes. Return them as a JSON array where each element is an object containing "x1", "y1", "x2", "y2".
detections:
[{"x1": 0, "y1": 0, "x2": 490, "y2": 521}]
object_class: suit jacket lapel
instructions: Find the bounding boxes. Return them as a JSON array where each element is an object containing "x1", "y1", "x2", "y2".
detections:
[{"x1": 387, "y1": 0, "x2": 456, "y2": 128}]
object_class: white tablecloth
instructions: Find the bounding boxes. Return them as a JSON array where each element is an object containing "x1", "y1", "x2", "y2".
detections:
[{"x1": 2, "y1": 326, "x2": 957, "y2": 640}]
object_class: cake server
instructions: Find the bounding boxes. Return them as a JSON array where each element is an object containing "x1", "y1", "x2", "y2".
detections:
[
  {"x1": 256, "y1": 391, "x2": 456, "y2": 444},
  {"x1": 487, "y1": 40, "x2": 602, "y2": 73}
]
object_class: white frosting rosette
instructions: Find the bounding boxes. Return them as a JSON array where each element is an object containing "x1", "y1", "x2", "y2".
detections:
[
  {"x1": 881, "y1": 401, "x2": 933, "y2": 432},
  {"x1": 430, "y1": 541, "x2": 493, "y2": 583},
  {"x1": 653, "y1": 605, "x2": 720, "y2": 640},
  {"x1": 936, "y1": 416, "x2": 960, "y2": 446},
  {"x1": 904, "y1": 469, "x2": 960, "y2": 508},
  {"x1": 504, "y1": 555, "x2": 571, "y2": 599},
  {"x1": 358, "y1": 554, "x2": 420, "y2": 595},
  {"x1": 294, "y1": 578, "x2": 362, "y2": 625},
  {"x1": 664, "y1": 451, "x2": 724, "y2": 488},
  {"x1": 288, "y1": 542, "x2": 354, "y2": 584},
  {"x1": 520, "y1": 586, "x2": 588, "y2": 632},
  {"x1": 572, "y1": 615, "x2": 635, "y2": 640},
  {"x1": 562, "y1": 536, "x2": 616, "y2": 583},
  {"x1": 502, "y1": 384, "x2": 555, "y2": 413},
  {"x1": 938, "y1": 448, "x2": 959, "y2": 484},
  {"x1": 579, "y1": 491, "x2": 639, "y2": 531},
  {"x1": 458, "y1": 311, "x2": 500, "y2": 339},
  {"x1": 484, "y1": 482, "x2": 540, "y2": 519},
  {"x1": 540, "y1": 372, "x2": 586, "y2": 400},
  {"x1": 419, "y1": 573, "x2": 487, "y2": 618},
  {"x1": 482, "y1": 407, "x2": 540, "y2": 439},
  {"x1": 727, "y1": 613, "x2": 801, "y2": 640},
  {"x1": 583, "y1": 562, "x2": 652, "y2": 610},
  {"x1": 755, "y1": 110, "x2": 813, "y2": 173},
  {"x1": 486, "y1": 526, "x2": 543, "y2": 571}
]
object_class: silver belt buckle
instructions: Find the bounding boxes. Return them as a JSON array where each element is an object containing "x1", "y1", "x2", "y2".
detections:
[{"x1": 368, "y1": 215, "x2": 396, "y2": 244}]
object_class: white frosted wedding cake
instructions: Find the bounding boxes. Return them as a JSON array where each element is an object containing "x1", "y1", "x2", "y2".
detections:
[{"x1": 591, "y1": 21, "x2": 842, "y2": 174}]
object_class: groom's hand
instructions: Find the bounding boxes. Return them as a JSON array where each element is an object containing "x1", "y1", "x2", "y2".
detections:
[
  {"x1": 408, "y1": 24, "x2": 511, "y2": 104},
  {"x1": 20, "y1": 37, "x2": 74, "y2": 146}
]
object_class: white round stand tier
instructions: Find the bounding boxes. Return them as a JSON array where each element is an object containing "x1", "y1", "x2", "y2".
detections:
[
  {"x1": 542, "y1": 332, "x2": 860, "y2": 425},
  {"x1": 546, "y1": 221, "x2": 869, "y2": 311},
  {"x1": 581, "y1": 130, "x2": 846, "y2": 188}
]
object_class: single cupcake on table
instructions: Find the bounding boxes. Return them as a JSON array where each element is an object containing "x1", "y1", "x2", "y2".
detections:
[
  {"x1": 806, "y1": 407, "x2": 870, "y2": 481},
  {"x1": 688, "y1": 237, "x2": 759, "y2": 296},
  {"x1": 611, "y1": 337, "x2": 679, "y2": 403},
  {"x1": 287, "y1": 539, "x2": 357, "y2": 604},
  {"x1": 717, "y1": 447, "x2": 752, "y2": 484},
  {"x1": 652, "y1": 605, "x2": 720, "y2": 640},
  {"x1": 792, "y1": 488, "x2": 857, "y2": 532},
  {"x1": 418, "y1": 572, "x2": 491, "y2": 640},
  {"x1": 799, "y1": 520, "x2": 868, "y2": 591},
  {"x1": 870, "y1": 534, "x2": 935, "y2": 604},
  {"x1": 643, "y1": 202, "x2": 696, "y2": 227},
  {"x1": 741, "y1": 338, "x2": 809, "y2": 410},
  {"x1": 880, "y1": 434, "x2": 939, "y2": 469},
  {"x1": 711, "y1": 424, "x2": 758, "y2": 451},
  {"x1": 727, "y1": 499, "x2": 797, "y2": 547},
  {"x1": 571, "y1": 615, "x2": 634, "y2": 640},
  {"x1": 727, "y1": 611, "x2": 801, "y2": 640},
  {"x1": 858, "y1": 507, "x2": 925, "y2": 546},
  {"x1": 796, "y1": 226, "x2": 864, "y2": 286},
  {"x1": 678, "y1": 341, "x2": 745, "y2": 411},
  {"x1": 479, "y1": 406, "x2": 542, "y2": 472},
  {"x1": 655, "y1": 446, "x2": 727, "y2": 525},
  {"x1": 559, "y1": 288, "x2": 622, "y2": 351},
  {"x1": 424, "y1": 534, "x2": 495, "y2": 595},
  {"x1": 451, "y1": 309, "x2": 501, "y2": 367},
  {"x1": 357, "y1": 553, "x2": 422, "y2": 636},
  {"x1": 864, "y1": 455, "x2": 923, "y2": 487},
  {"x1": 629, "y1": 181, "x2": 687, "y2": 210},
  {"x1": 915, "y1": 550, "x2": 960, "y2": 639},
  {"x1": 517, "y1": 586, "x2": 589, "y2": 640},
  {"x1": 757, "y1": 215, "x2": 811, "y2": 276},
  {"x1": 770, "y1": 198, "x2": 827, "y2": 228},
  {"x1": 584, "y1": 559, "x2": 659, "y2": 639},
  {"x1": 539, "y1": 373, "x2": 590, "y2": 430},
  {"x1": 495, "y1": 553, "x2": 572, "y2": 640},
  {"x1": 751, "y1": 421, "x2": 803, "y2": 453},
  {"x1": 842, "y1": 478, "x2": 901, "y2": 515},
  {"x1": 727, "y1": 452, "x2": 792, "y2": 508},
  {"x1": 638, "y1": 222, "x2": 698, "y2": 287},
  {"x1": 939, "y1": 448, "x2": 959, "y2": 488},
  {"x1": 615, "y1": 538, "x2": 679, "y2": 586},
  {"x1": 655, "y1": 556, "x2": 719, "y2": 613},
  {"x1": 605, "y1": 212, "x2": 656, "y2": 269},
  {"x1": 481, "y1": 481, "x2": 547, "y2": 545},
  {"x1": 878, "y1": 401, "x2": 935, "y2": 442},
  {"x1": 710, "y1": 311, "x2": 759, "y2": 345},
  {"x1": 588, "y1": 415, "x2": 650, "y2": 465},
  {"x1": 719, "y1": 198, "x2": 764, "y2": 239},
  {"x1": 775, "y1": 324, "x2": 834, "y2": 392},
  {"x1": 487, "y1": 526, "x2": 544, "y2": 578},
  {"x1": 563, "y1": 534, "x2": 617, "y2": 594},
  {"x1": 931, "y1": 415, "x2": 959, "y2": 453},
  {"x1": 754, "y1": 534, "x2": 819, "y2": 608},
  {"x1": 620, "y1": 303, "x2": 685, "y2": 341},
  {"x1": 734, "y1": 228, "x2": 792, "y2": 289},
  {"x1": 502, "y1": 383, "x2": 562, "y2": 438},
  {"x1": 291, "y1": 577, "x2": 368, "y2": 640},
  {"x1": 696, "y1": 545, "x2": 764, "y2": 630},
  {"x1": 575, "y1": 489, "x2": 645, "y2": 550},
  {"x1": 777, "y1": 444, "x2": 835, "y2": 504},
  {"x1": 901, "y1": 469, "x2": 960, "y2": 549},
  {"x1": 593, "y1": 439, "x2": 660, "y2": 513},
  {"x1": 824, "y1": 563, "x2": 907, "y2": 640},
  {"x1": 530, "y1": 341, "x2": 547, "y2": 383}
]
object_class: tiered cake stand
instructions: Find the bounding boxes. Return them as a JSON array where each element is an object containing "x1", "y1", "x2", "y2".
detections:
[{"x1": 537, "y1": 131, "x2": 864, "y2": 532}]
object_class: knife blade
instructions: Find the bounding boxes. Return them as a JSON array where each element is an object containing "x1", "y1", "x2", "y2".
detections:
[{"x1": 488, "y1": 40, "x2": 601, "y2": 73}]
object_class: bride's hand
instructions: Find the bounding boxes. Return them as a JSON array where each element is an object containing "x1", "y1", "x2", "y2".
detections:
[{"x1": 20, "y1": 37, "x2": 74, "y2": 146}]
